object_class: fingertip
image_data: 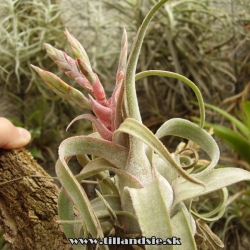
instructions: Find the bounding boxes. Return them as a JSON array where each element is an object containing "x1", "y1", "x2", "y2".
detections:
[{"x1": 17, "y1": 127, "x2": 31, "y2": 146}]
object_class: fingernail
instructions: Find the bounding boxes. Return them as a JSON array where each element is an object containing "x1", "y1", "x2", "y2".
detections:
[{"x1": 18, "y1": 127, "x2": 31, "y2": 143}]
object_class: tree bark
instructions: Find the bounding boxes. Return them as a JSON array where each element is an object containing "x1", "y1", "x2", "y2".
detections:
[{"x1": 0, "y1": 147, "x2": 72, "y2": 250}]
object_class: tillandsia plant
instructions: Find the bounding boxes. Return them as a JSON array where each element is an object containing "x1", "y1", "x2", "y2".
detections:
[
  {"x1": 32, "y1": 0, "x2": 250, "y2": 249},
  {"x1": 104, "y1": 0, "x2": 236, "y2": 122}
]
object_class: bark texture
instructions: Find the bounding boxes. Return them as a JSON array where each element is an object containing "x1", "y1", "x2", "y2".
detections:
[{"x1": 0, "y1": 147, "x2": 72, "y2": 250}]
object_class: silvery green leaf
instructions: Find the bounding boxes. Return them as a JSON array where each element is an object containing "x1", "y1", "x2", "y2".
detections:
[
  {"x1": 58, "y1": 189, "x2": 83, "y2": 250},
  {"x1": 191, "y1": 188, "x2": 228, "y2": 222},
  {"x1": 125, "y1": 0, "x2": 168, "y2": 121},
  {"x1": 95, "y1": 190, "x2": 117, "y2": 221},
  {"x1": 173, "y1": 168, "x2": 250, "y2": 207},
  {"x1": 155, "y1": 118, "x2": 220, "y2": 177},
  {"x1": 124, "y1": 174, "x2": 174, "y2": 250},
  {"x1": 89, "y1": 171, "x2": 119, "y2": 196},
  {"x1": 115, "y1": 118, "x2": 203, "y2": 186},
  {"x1": 171, "y1": 203, "x2": 197, "y2": 250},
  {"x1": 58, "y1": 136, "x2": 128, "y2": 169},
  {"x1": 153, "y1": 153, "x2": 179, "y2": 184},
  {"x1": 90, "y1": 195, "x2": 121, "y2": 219},
  {"x1": 135, "y1": 70, "x2": 205, "y2": 128},
  {"x1": 77, "y1": 158, "x2": 143, "y2": 189},
  {"x1": 56, "y1": 159, "x2": 108, "y2": 250}
]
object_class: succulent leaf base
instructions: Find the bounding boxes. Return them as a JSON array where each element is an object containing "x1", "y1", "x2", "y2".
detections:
[{"x1": 32, "y1": 0, "x2": 250, "y2": 249}]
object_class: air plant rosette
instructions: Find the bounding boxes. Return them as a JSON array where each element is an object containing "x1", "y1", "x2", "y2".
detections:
[{"x1": 32, "y1": 0, "x2": 250, "y2": 249}]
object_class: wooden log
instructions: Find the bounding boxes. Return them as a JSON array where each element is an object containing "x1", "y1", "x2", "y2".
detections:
[{"x1": 0, "y1": 147, "x2": 72, "y2": 250}]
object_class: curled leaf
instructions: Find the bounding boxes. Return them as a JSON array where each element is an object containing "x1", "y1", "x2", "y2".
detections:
[
  {"x1": 116, "y1": 118, "x2": 204, "y2": 186},
  {"x1": 67, "y1": 114, "x2": 112, "y2": 141}
]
